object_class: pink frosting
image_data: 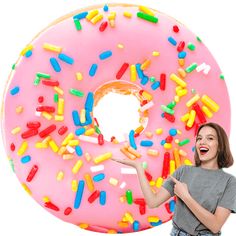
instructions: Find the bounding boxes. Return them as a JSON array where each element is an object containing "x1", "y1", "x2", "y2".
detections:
[{"x1": 2, "y1": 4, "x2": 230, "y2": 233}]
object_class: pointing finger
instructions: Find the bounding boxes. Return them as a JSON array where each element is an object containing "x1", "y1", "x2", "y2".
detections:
[{"x1": 170, "y1": 175, "x2": 180, "y2": 184}]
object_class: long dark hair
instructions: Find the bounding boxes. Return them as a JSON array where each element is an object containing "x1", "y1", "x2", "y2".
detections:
[{"x1": 194, "y1": 122, "x2": 234, "y2": 168}]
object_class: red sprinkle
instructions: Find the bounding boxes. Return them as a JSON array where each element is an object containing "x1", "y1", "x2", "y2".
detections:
[
  {"x1": 98, "y1": 134, "x2": 104, "y2": 145},
  {"x1": 10, "y1": 143, "x2": 15, "y2": 151},
  {"x1": 44, "y1": 202, "x2": 60, "y2": 211},
  {"x1": 88, "y1": 190, "x2": 100, "y2": 203},
  {"x1": 116, "y1": 63, "x2": 129, "y2": 80},
  {"x1": 110, "y1": 136, "x2": 116, "y2": 142},
  {"x1": 144, "y1": 170, "x2": 153, "y2": 181},
  {"x1": 193, "y1": 103, "x2": 207, "y2": 124},
  {"x1": 141, "y1": 100, "x2": 148, "y2": 106},
  {"x1": 42, "y1": 79, "x2": 59, "y2": 87},
  {"x1": 185, "y1": 122, "x2": 195, "y2": 131},
  {"x1": 99, "y1": 21, "x2": 108, "y2": 32},
  {"x1": 173, "y1": 25, "x2": 179, "y2": 33},
  {"x1": 162, "y1": 152, "x2": 170, "y2": 179},
  {"x1": 160, "y1": 73, "x2": 166, "y2": 91},
  {"x1": 64, "y1": 207, "x2": 72, "y2": 215},
  {"x1": 38, "y1": 96, "x2": 44, "y2": 103},
  {"x1": 27, "y1": 121, "x2": 41, "y2": 129},
  {"x1": 165, "y1": 135, "x2": 173, "y2": 143},
  {"x1": 21, "y1": 129, "x2": 38, "y2": 139},
  {"x1": 164, "y1": 113, "x2": 175, "y2": 123},
  {"x1": 165, "y1": 202, "x2": 172, "y2": 214},
  {"x1": 134, "y1": 133, "x2": 140, "y2": 138},
  {"x1": 177, "y1": 41, "x2": 185, "y2": 52},
  {"x1": 94, "y1": 117, "x2": 100, "y2": 127},
  {"x1": 139, "y1": 204, "x2": 146, "y2": 215},
  {"x1": 194, "y1": 123, "x2": 200, "y2": 136},
  {"x1": 58, "y1": 126, "x2": 68, "y2": 135},
  {"x1": 134, "y1": 198, "x2": 146, "y2": 205},
  {"x1": 26, "y1": 165, "x2": 38, "y2": 182},
  {"x1": 39, "y1": 124, "x2": 57, "y2": 138},
  {"x1": 36, "y1": 106, "x2": 55, "y2": 113}
]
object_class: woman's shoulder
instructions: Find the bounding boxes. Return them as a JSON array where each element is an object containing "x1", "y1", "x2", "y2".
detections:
[{"x1": 221, "y1": 170, "x2": 236, "y2": 184}]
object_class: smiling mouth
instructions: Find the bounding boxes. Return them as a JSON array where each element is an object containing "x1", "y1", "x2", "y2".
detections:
[{"x1": 199, "y1": 147, "x2": 209, "y2": 155}]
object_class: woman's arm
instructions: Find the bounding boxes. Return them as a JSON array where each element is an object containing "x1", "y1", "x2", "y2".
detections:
[
  {"x1": 112, "y1": 158, "x2": 171, "y2": 208},
  {"x1": 171, "y1": 176, "x2": 231, "y2": 234}
]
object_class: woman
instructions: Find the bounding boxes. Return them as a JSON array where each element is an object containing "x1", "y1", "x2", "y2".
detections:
[{"x1": 112, "y1": 122, "x2": 236, "y2": 235}]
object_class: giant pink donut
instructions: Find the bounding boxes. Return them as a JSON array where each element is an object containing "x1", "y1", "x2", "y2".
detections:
[{"x1": 1, "y1": 3, "x2": 231, "y2": 233}]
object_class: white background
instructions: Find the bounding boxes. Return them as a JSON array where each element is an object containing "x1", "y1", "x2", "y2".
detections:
[{"x1": 0, "y1": 0, "x2": 235, "y2": 235}]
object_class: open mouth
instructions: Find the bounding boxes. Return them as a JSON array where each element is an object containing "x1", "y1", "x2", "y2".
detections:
[{"x1": 199, "y1": 147, "x2": 209, "y2": 155}]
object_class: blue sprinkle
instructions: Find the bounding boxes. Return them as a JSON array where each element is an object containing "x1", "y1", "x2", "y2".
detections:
[
  {"x1": 169, "y1": 199, "x2": 176, "y2": 212},
  {"x1": 93, "y1": 173, "x2": 105, "y2": 182},
  {"x1": 50, "y1": 57, "x2": 61, "y2": 72},
  {"x1": 99, "y1": 50, "x2": 112, "y2": 60},
  {"x1": 75, "y1": 128, "x2": 86, "y2": 136},
  {"x1": 168, "y1": 36, "x2": 177, "y2": 46},
  {"x1": 89, "y1": 64, "x2": 98, "y2": 77},
  {"x1": 150, "y1": 220, "x2": 162, "y2": 226},
  {"x1": 151, "y1": 81, "x2": 160, "y2": 90},
  {"x1": 25, "y1": 50, "x2": 32, "y2": 58},
  {"x1": 161, "y1": 140, "x2": 166, "y2": 145},
  {"x1": 135, "y1": 63, "x2": 144, "y2": 79},
  {"x1": 10, "y1": 86, "x2": 20, "y2": 96},
  {"x1": 129, "y1": 130, "x2": 137, "y2": 150},
  {"x1": 169, "y1": 128, "x2": 177, "y2": 136},
  {"x1": 133, "y1": 221, "x2": 140, "y2": 231},
  {"x1": 178, "y1": 51, "x2": 187, "y2": 59},
  {"x1": 161, "y1": 113, "x2": 165, "y2": 118},
  {"x1": 192, "y1": 146, "x2": 195, "y2": 152},
  {"x1": 72, "y1": 110, "x2": 80, "y2": 126},
  {"x1": 85, "y1": 92, "x2": 94, "y2": 112},
  {"x1": 99, "y1": 191, "x2": 106, "y2": 205},
  {"x1": 74, "y1": 180, "x2": 85, "y2": 209},
  {"x1": 58, "y1": 53, "x2": 74, "y2": 65},
  {"x1": 103, "y1": 4, "x2": 109, "y2": 12},
  {"x1": 73, "y1": 12, "x2": 88, "y2": 20},
  {"x1": 141, "y1": 75, "x2": 149, "y2": 85},
  {"x1": 85, "y1": 110, "x2": 92, "y2": 125},
  {"x1": 75, "y1": 146, "x2": 83, "y2": 156},
  {"x1": 21, "y1": 155, "x2": 31, "y2": 164},
  {"x1": 140, "y1": 140, "x2": 153, "y2": 147}
]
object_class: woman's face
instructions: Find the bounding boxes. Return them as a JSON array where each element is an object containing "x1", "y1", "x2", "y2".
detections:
[{"x1": 196, "y1": 126, "x2": 219, "y2": 164}]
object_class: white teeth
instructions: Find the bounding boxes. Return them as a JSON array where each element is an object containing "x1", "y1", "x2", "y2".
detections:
[{"x1": 200, "y1": 147, "x2": 209, "y2": 152}]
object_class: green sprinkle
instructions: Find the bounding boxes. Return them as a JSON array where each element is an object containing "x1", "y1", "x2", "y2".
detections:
[
  {"x1": 36, "y1": 72, "x2": 51, "y2": 79},
  {"x1": 137, "y1": 12, "x2": 158, "y2": 23},
  {"x1": 167, "y1": 101, "x2": 176, "y2": 109},
  {"x1": 187, "y1": 43, "x2": 196, "y2": 51},
  {"x1": 196, "y1": 36, "x2": 202, "y2": 42},
  {"x1": 74, "y1": 18, "x2": 82, "y2": 30},
  {"x1": 220, "y1": 74, "x2": 225, "y2": 80},
  {"x1": 191, "y1": 89, "x2": 196, "y2": 94},
  {"x1": 126, "y1": 190, "x2": 133, "y2": 205},
  {"x1": 185, "y1": 63, "x2": 198, "y2": 73},
  {"x1": 9, "y1": 159, "x2": 15, "y2": 173},
  {"x1": 69, "y1": 88, "x2": 84, "y2": 97},
  {"x1": 34, "y1": 76, "x2": 41, "y2": 86},
  {"x1": 12, "y1": 64, "x2": 16, "y2": 70},
  {"x1": 150, "y1": 77, "x2": 156, "y2": 83},
  {"x1": 178, "y1": 139, "x2": 190, "y2": 146},
  {"x1": 54, "y1": 93, "x2": 59, "y2": 103},
  {"x1": 142, "y1": 161, "x2": 148, "y2": 169},
  {"x1": 95, "y1": 125, "x2": 101, "y2": 134},
  {"x1": 161, "y1": 105, "x2": 174, "y2": 115}
]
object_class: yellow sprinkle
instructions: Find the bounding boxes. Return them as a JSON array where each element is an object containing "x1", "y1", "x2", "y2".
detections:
[
  {"x1": 11, "y1": 126, "x2": 21, "y2": 135},
  {"x1": 156, "y1": 177, "x2": 163, "y2": 188},
  {"x1": 130, "y1": 64, "x2": 137, "y2": 82},
  {"x1": 142, "y1": 90, "x2": 153, "y2": 101},
  {"x1": 49, "y1": 139, "x2": 59, "y2": 152},
  {"x1": 107, "y1": 229, "x2": 117, "y2": 234},
  {"x1": 42, "y1": 112, "x2": 53, "y2": 120},
  {"x1": 63, "y1": 154, "x2": 74, "y2": 160},
  {"x1": 86, "y1": 9, "x2": 99, "y2": 21},
  {"x1": 170, "y1": 73, "x2": 187, "y2": 88},
  {"x1": 16, "y1": 106, "x2": 24, "y2": 114},
  {"x1": 68, "y1": 140, "x2": 80, "y2": 146},
  {"x1": 139, "y1": 5, "x2": 155, "y2": 16},
  {"x1": 120, "y1": 196, "x2": 126, "y2": 203},
  {"x1": 79, "y1": 223, "x2": 89, "y2": 229},
  {"x1": 58, "y1": 98, "x2": 64, "y2": 115},
  {"x1": 149, "y1": 180, "x2": 155, "y2": 186},
  {"x1": 177, "y1": 89, "x2": 188, "y2": 97},
  {"x1": 202, "y1": 105, "x2": 213, "y2": 118},
  {"x1": 122, "y1": 215, "x2": 129, "y2": 222},
  {"x1": 145, "y1": 131, "x2": 153, "y2": 138},
  {"x1": 127, "y1": 145, "x2": 141, "y2": 158},
  {"x1": 108, "y1": 12, "x2": 116, "y2": 20},
  {"x1": 175, "y1": 139, "x2": 180, "y2": 144},
  {"x1": 54, "y1": 86, "x2": 64, "y2": 95},
  {"x1": 21, "y1": 183, "x2": 32, "y2": 195},
  {"x1": 43, "y1": 43, "x2": 62, "y2": 53},
  {"x1": 174, "y1": 148, "x2": 181, "y2": 169},
  {"x1": 94, "y1": 152, "x2": 112, "y2": 164},
  {"x1": 71, "y1": 180, "x2": 78, "y2": 192},
  {"x1": 174, "y1": 95, "x2": 180, "y2": 103},
  {"x1": 72, "y1": 160, "x2": 83, "y2": 174},
  {"x1": 42, "y1": 196, "x2": 50, "y2": 202},
  {"x1": 76, "y1": 72, "x2": 83, "y2": 81},
  {"x1": 35, "y1": 142, "x2": 48, "y2": 148},
  {"x1": 124, "y1": 212, "x2": 134, "y2": 224},
  {"x1": 178, "y1": 68, "x2": 187, "y2": 78},
  {"x1": 141, "y1": 59, "x2": 151, "y2": 70},
  {"x1": 109, "y1": 177, "x2": 119, "y2": 186},
  {"x1": 155, "y1": 128, "x2": 163, "y2": 135},
  {"x1": 20, "y1": 44, "x2": 33, "y2": 56},
  {"x1": 55, "y1": 115, "x2": 64, "y2": 121},
  {"x1": 118, "y1": 221, "x2": 129, "y2": 228},
  {"x1": 147, "y1": 149, "x2": 159, "y2": 157},
  {"x1": 58, "y1": 146, "x2": 67, "y2": 155},
  {"x1": 184, "y1": 159, "x2": 193, "y2": 166},
  {"x1": 42, "y1": 136, "x2": 51, "y2": 144},
  {"x1": 84, "y1": 174, "x2": 95, "y2": 192},
  {"x1": 186, "y1": 94, "x2": 200, "y2": 107},
  {"x1": 187, "y1": 110, "x2": 196, "y2": 128},
  {"x1": 201, "y1": 95, "x2": 219, "y2": 112},
  {"x1": 85, "y1": 152, "x2": 92, "y2": 162},
  {"x1": 170, "y1": 160, "x2": 176, "y2": 175},
  {"x1": 177, "y1": 129, "x2": 182, "y2": 135},
  {"x1": 85, "y1": 128, "x2": 95, "y2": 136},
  {"x1": 148, "y1": 216, "x2": 159, "y2": 223},
  {"x1": 175, "y1": 86, "x2": 183, "y2": 93},
  {"x1": 56, "y1": 171, "x2": 64, "y2": 181},
  {"x1": 62, "y1": 132, "x2": 74, "y2": 146},
  {"x1": 152, "y1": 51, "x2": 160, "y2": 56},
  {"x1": 135, "y1": 125, "x2": 144, "y2": 134},
  {"x1": 178, "y1": 58, "x2": 185, "y2": 67},
  {"x1": 164, "y1": 143, "x2": 172, "y2": 150},
  {"x1": 17, "y1": 141, "x2": 28, "y2": 156},
  {"x1": 117, "y1": 44, "x2": 124, "y2": 49},
  {"x1": 123, "y1": 11, "x2": 132, "y2": 18},
  {"x1": 181, "y1": 113, "x2": 190, "y2": 122},
  {"x1": 91, "y1": 14, "x2": 103, "y2": 24},
  {"x1": 179, "y1": 149, "x2": 187, "y2": 157}
]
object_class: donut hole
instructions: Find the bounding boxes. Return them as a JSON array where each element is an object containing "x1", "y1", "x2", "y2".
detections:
[{"x1": 93, "y1": 81, "x2": 148, "y2": 142}]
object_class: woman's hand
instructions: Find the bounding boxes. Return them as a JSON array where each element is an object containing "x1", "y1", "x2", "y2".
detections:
[
  {"x1": 111, "y1": 157, "x2": 142, "y2": 169},
  {"x1": 170, "y1": 176, "x2": 191, "y2": 201}
]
